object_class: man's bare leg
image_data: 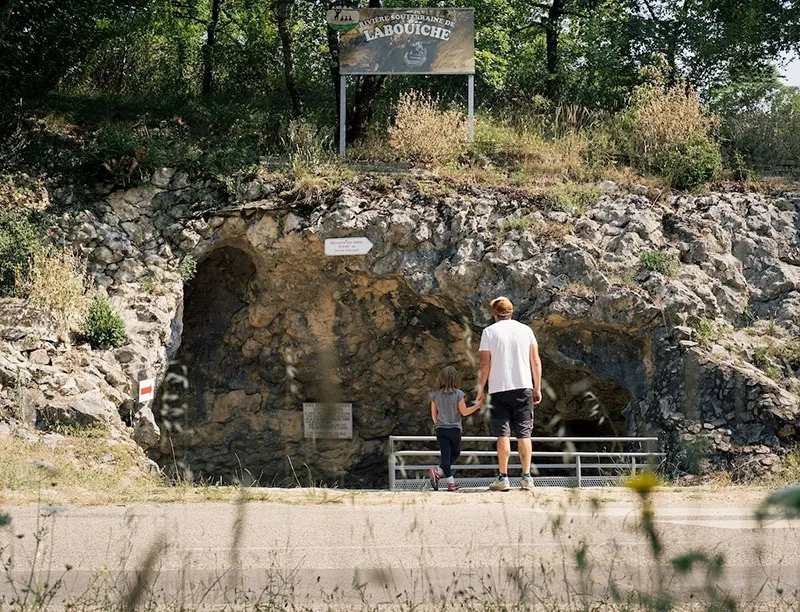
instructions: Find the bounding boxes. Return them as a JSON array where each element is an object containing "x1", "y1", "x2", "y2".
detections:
[
  {"x1": 517, "y1": 438, "x2": 532, "y2": 474},
  {"x1": 497, "y1": 436, "x2": 511, "y2": 473}
]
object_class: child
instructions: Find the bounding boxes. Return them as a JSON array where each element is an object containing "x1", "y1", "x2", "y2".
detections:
[{"x1": 429, "y1": 366, "x2": 483, "y2": 492}]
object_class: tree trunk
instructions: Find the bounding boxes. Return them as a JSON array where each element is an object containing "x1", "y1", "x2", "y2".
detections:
[
  {"x1": 345, "y1": 0, "x2": 385, "y2": 144},
  {"x1": 274, "y1": 0, "x2": 303, "y2": 117},
  {"x1": 544, "y1": 0, "x2": 564, "y2": 101},
  {"x1": 0, "y1": 0, "x2": 14, "y2": 43},
  {"x1": 202, "y1": 0, "x2": 221, "y2": 95},
  {"x1": 346, "y1": 74, "x2": 386, "y2": 143},
  {"x1": 326, "y1": 27, "x2": 341, "y2": 143}
]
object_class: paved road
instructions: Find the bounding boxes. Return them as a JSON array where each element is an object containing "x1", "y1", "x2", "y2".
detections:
[{"x1": 1, "y1": 488, "x2": 799, "y2": 609}]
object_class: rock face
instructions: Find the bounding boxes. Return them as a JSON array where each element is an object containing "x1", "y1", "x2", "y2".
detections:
[{"x1": 1, "y1": 172, "x2": 799, "y2": 486}]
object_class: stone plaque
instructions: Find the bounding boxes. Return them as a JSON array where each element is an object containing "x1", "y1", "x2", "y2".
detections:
[{"x1": 303, "y1": 403, "x2": 353, "y2": 439}]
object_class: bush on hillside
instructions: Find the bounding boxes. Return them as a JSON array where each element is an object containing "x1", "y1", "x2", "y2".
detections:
[
  {"x1": 723, "y1": 87, "x2": 800, "y2": 172},
  {"x1": 0, "y1": 210, "x2": 41, "y2": 297},
  {"x1": 21, "y1": 247, "x2": 90, "y2": 332},
  {"x1": 618, "y1": 82, "x2": 721, "y2": 187},
  {"x1": 388, "y1": 91, "x2": 468, "y2": 164},
  {"x1": 655, "y1": 136, "x2": 722, "y2": 189},
  {"x1": 81, "y1": 294, "x2": 127, "y2": 349}
]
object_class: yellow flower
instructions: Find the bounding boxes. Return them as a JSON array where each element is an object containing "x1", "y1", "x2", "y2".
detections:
[{"x1": 625, "y1": 471, "x2": 661, "y2": 494}]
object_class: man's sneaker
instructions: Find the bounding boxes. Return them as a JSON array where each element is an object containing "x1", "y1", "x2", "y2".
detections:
[
  {"x1": 446, "y1": 482, "x2": 460, "y2": 492},
  {"x1": 488, "y1": 476, "x2": 510, "y2": 492},
  {"x1": 428, "y1": 468, "x2": 440, "y2": 491},
  {"x1": 520, "y1": 475, "x2": 534, "y2": 490}
]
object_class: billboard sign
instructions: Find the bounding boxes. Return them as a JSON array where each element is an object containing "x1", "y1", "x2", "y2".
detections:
[{"x1": 339, "y1": 8, "x2": 475, "y2": 75}]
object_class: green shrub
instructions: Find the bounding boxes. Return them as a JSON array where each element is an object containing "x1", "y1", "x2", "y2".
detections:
[
  {"x1": 655, "y1": 136, "x2": 722, "y2": 189},
  {"x1": 179, "y1": 254, "x2": 197, "y2": 282},
  {"x1": 0, "y1": 211, "x2": 41, "y2": 297},
  {"x1": 640, "y1": 249, "x2": 679, "y2": 277},
  {"x1": 81, "y1": 295, "x2": 127, "y2": 349},
  {"x1": 550, "y1": 182, "x2": 602, "y2": 214},
  {"x1": 692, "y1": 317, "x2": 722, "y2": 349},
  {"x1": 677, "y1": 437, "x2": 713, "y2": 475},
  {"x1": 722, "y1": 86, "x2": 800, "y2": 171},
  {"x1": 618, "y1": 82, "x2": 720, "y2": 187}
]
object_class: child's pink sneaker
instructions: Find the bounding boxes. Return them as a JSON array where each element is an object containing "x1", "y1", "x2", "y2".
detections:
[
  {"x1": 446, "y1": 482, "x2": 459, "y2": 492},
  {"x1": 428, "y1": 468, "x2": 440, "y2": 491}
]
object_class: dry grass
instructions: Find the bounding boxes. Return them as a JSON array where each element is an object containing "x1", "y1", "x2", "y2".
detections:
[
  {"x1": 498, "y1": 215, "x2": 573, "y2": 243},
  {"x1": 0, "y1": 435, "x2": 369, "y2": 506},
  {"x1": 621, "y1": 82, "x2": 719, "y2": 169},
  {"x1": 17, "y1": 247, "x2": 91, "y2": 334},
  {"x1": 388, "y1": 90, "x2": 468, "y2": 164},
  {"x1": 0, "y1": 435, "x2": 161, "y2": 506},
  {"x1": 473, "y1": 116, "x2": 592, "y2": 181}
]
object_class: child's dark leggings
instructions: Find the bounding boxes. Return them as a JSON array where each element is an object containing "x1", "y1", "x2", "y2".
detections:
[{"x1": 436, "y1": 427, "x2": 462, "y2": 478}]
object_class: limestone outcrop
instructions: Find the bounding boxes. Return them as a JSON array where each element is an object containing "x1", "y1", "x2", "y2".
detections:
[{"x1": 1, "y1": 170, "x2": 798, "y2": 486}]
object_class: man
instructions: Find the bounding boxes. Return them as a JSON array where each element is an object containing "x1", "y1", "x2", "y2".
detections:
[{"x1": 476, "y1": 296, "x2": 542, "y2": 491}]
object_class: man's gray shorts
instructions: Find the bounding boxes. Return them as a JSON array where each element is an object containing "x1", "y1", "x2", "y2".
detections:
[{"x1": 489, "y1": 388, "x2": 534, "y2": 438}]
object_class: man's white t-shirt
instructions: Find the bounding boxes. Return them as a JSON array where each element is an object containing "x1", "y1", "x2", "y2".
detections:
[{"x1": 479, "y1": 320, "x2": 538, "y2": 394}]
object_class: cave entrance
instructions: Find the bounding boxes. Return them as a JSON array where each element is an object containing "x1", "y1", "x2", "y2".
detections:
[
  {"x1": 155, "y1": 243, "x2": 635, "y2": 487},
  {"x1": 535, "y1": 357, "x2": 631, "y2": 438}
]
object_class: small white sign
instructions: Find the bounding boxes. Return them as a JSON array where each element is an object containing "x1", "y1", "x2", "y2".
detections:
[
  {"x1": 303, "y1": 403, "x2": 353, "y2": 439},
  {"x1": 139, "y1": 379, "x2": 154, "y2": 403},
  {"x1": 324, "y1": 237, "x2": 374, "y2": 256}
]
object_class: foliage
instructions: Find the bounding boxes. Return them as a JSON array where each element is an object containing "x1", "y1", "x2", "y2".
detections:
[
  {"x1": 655, "y1": 136, "x2": 722, "y2": 189},
  {"x1": 18, "y1": 247, "x2": 91, "y2": 333},
  {"x1": 665, "y1": 436, "x2": 713, "y2": 476},
  {"x1": 549, "y1": 182, "x2": 602, "y2": 214},
  {"x1": 756, "y1": 484, "x2": 800, "y2": 521},
  {"x1": 469, "y1": 112, "x2": 597, "y2": 181},
  {"x1": 692, "y1": 317, "x2": 722, "y2": 349},
  {"x1": 618, "y1": 82, "x2": 721, "y2": 187},
  {"x1": 722, "y1": 85, "x2": 800, "y2": 171},
  {"x1": 640, "y1": 250, "x2": 678, "y2": 277},
  {"x1": 179, "y1": 255, "x2": 197, "y2": 283},
  {"x1": 80, "y1": 294, "x2": 127, "y2": 349},
  {"x1": 281, "y1": 119, "x2": 332, "y2": 166},
  {"x1": 0, "y1": 210, "x2": 42, "y2": 297},
  {"x1": 387, "y1": 91, "x2": 468, "y2": 165}
]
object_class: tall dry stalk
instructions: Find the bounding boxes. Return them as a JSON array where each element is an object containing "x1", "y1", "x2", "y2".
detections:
[
  {"x1": 19, "y1": 247, "x2": 91, "y2": 335},
  {"x1": 388, "y1": 90, "x2": 468, "y2": 164}
]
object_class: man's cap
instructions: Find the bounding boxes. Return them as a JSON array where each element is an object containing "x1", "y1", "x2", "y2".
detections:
[{"x1": 489, "y1": 296, "x2": 513, "y2": 316}]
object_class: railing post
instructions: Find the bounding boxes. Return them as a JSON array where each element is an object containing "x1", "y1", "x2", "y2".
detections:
[
  {"x1": 388, "y1": 437, "x2": 395, "y2": 491},
  {"x1": 576, "y1": 455, "x2": 582, "y2": 488},
  {"x1": 631, "y1": 456, "x2": 637, "y2": 476}
]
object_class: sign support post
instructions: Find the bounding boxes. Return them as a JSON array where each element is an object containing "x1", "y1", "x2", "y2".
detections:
[
  {"x1": 467, "y1": 74, "x2": 474, "y2": 143},
  {"x1": 339, "y1": 75, "x2": 347, "y2": 156}
]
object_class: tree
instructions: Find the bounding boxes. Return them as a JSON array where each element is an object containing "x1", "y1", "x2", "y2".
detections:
[
  {"x1": 171, "y1": 0, "x2": 224, "y2": 94},
  {"x1": 627, "y1": 0, "x2": 800, "y2": 93},
  {"x1": 0, "y1": 0, "x2": 147, "y2": 102},
  {"x1": 273, "y1": 0, "x2": 303, "y2": 117},
  {"x1": 518, "y1": 0, "x2": 606, "y2": 101}
]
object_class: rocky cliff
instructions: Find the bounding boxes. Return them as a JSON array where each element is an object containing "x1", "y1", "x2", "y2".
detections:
[{"x1": 1, "y1": 170, "x2": 799, "y2": 486}]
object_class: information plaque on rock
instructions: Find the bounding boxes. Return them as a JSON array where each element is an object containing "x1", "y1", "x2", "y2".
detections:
[{"x1": 303, "y1": 403, "x2": 353, "y2": 439}]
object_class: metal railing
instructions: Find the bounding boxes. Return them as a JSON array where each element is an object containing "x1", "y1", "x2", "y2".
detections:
[{"x1": 388, "y1": 436, "x2": 665, "y2": 490}]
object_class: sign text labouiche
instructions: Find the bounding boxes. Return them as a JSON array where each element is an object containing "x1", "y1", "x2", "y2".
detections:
[
  {"x1": 339, "y1": 8, "x2": 474, "y2": 75},
  {"x1": 303, "y1": 403, "x2": 353, "y2": 439}
]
